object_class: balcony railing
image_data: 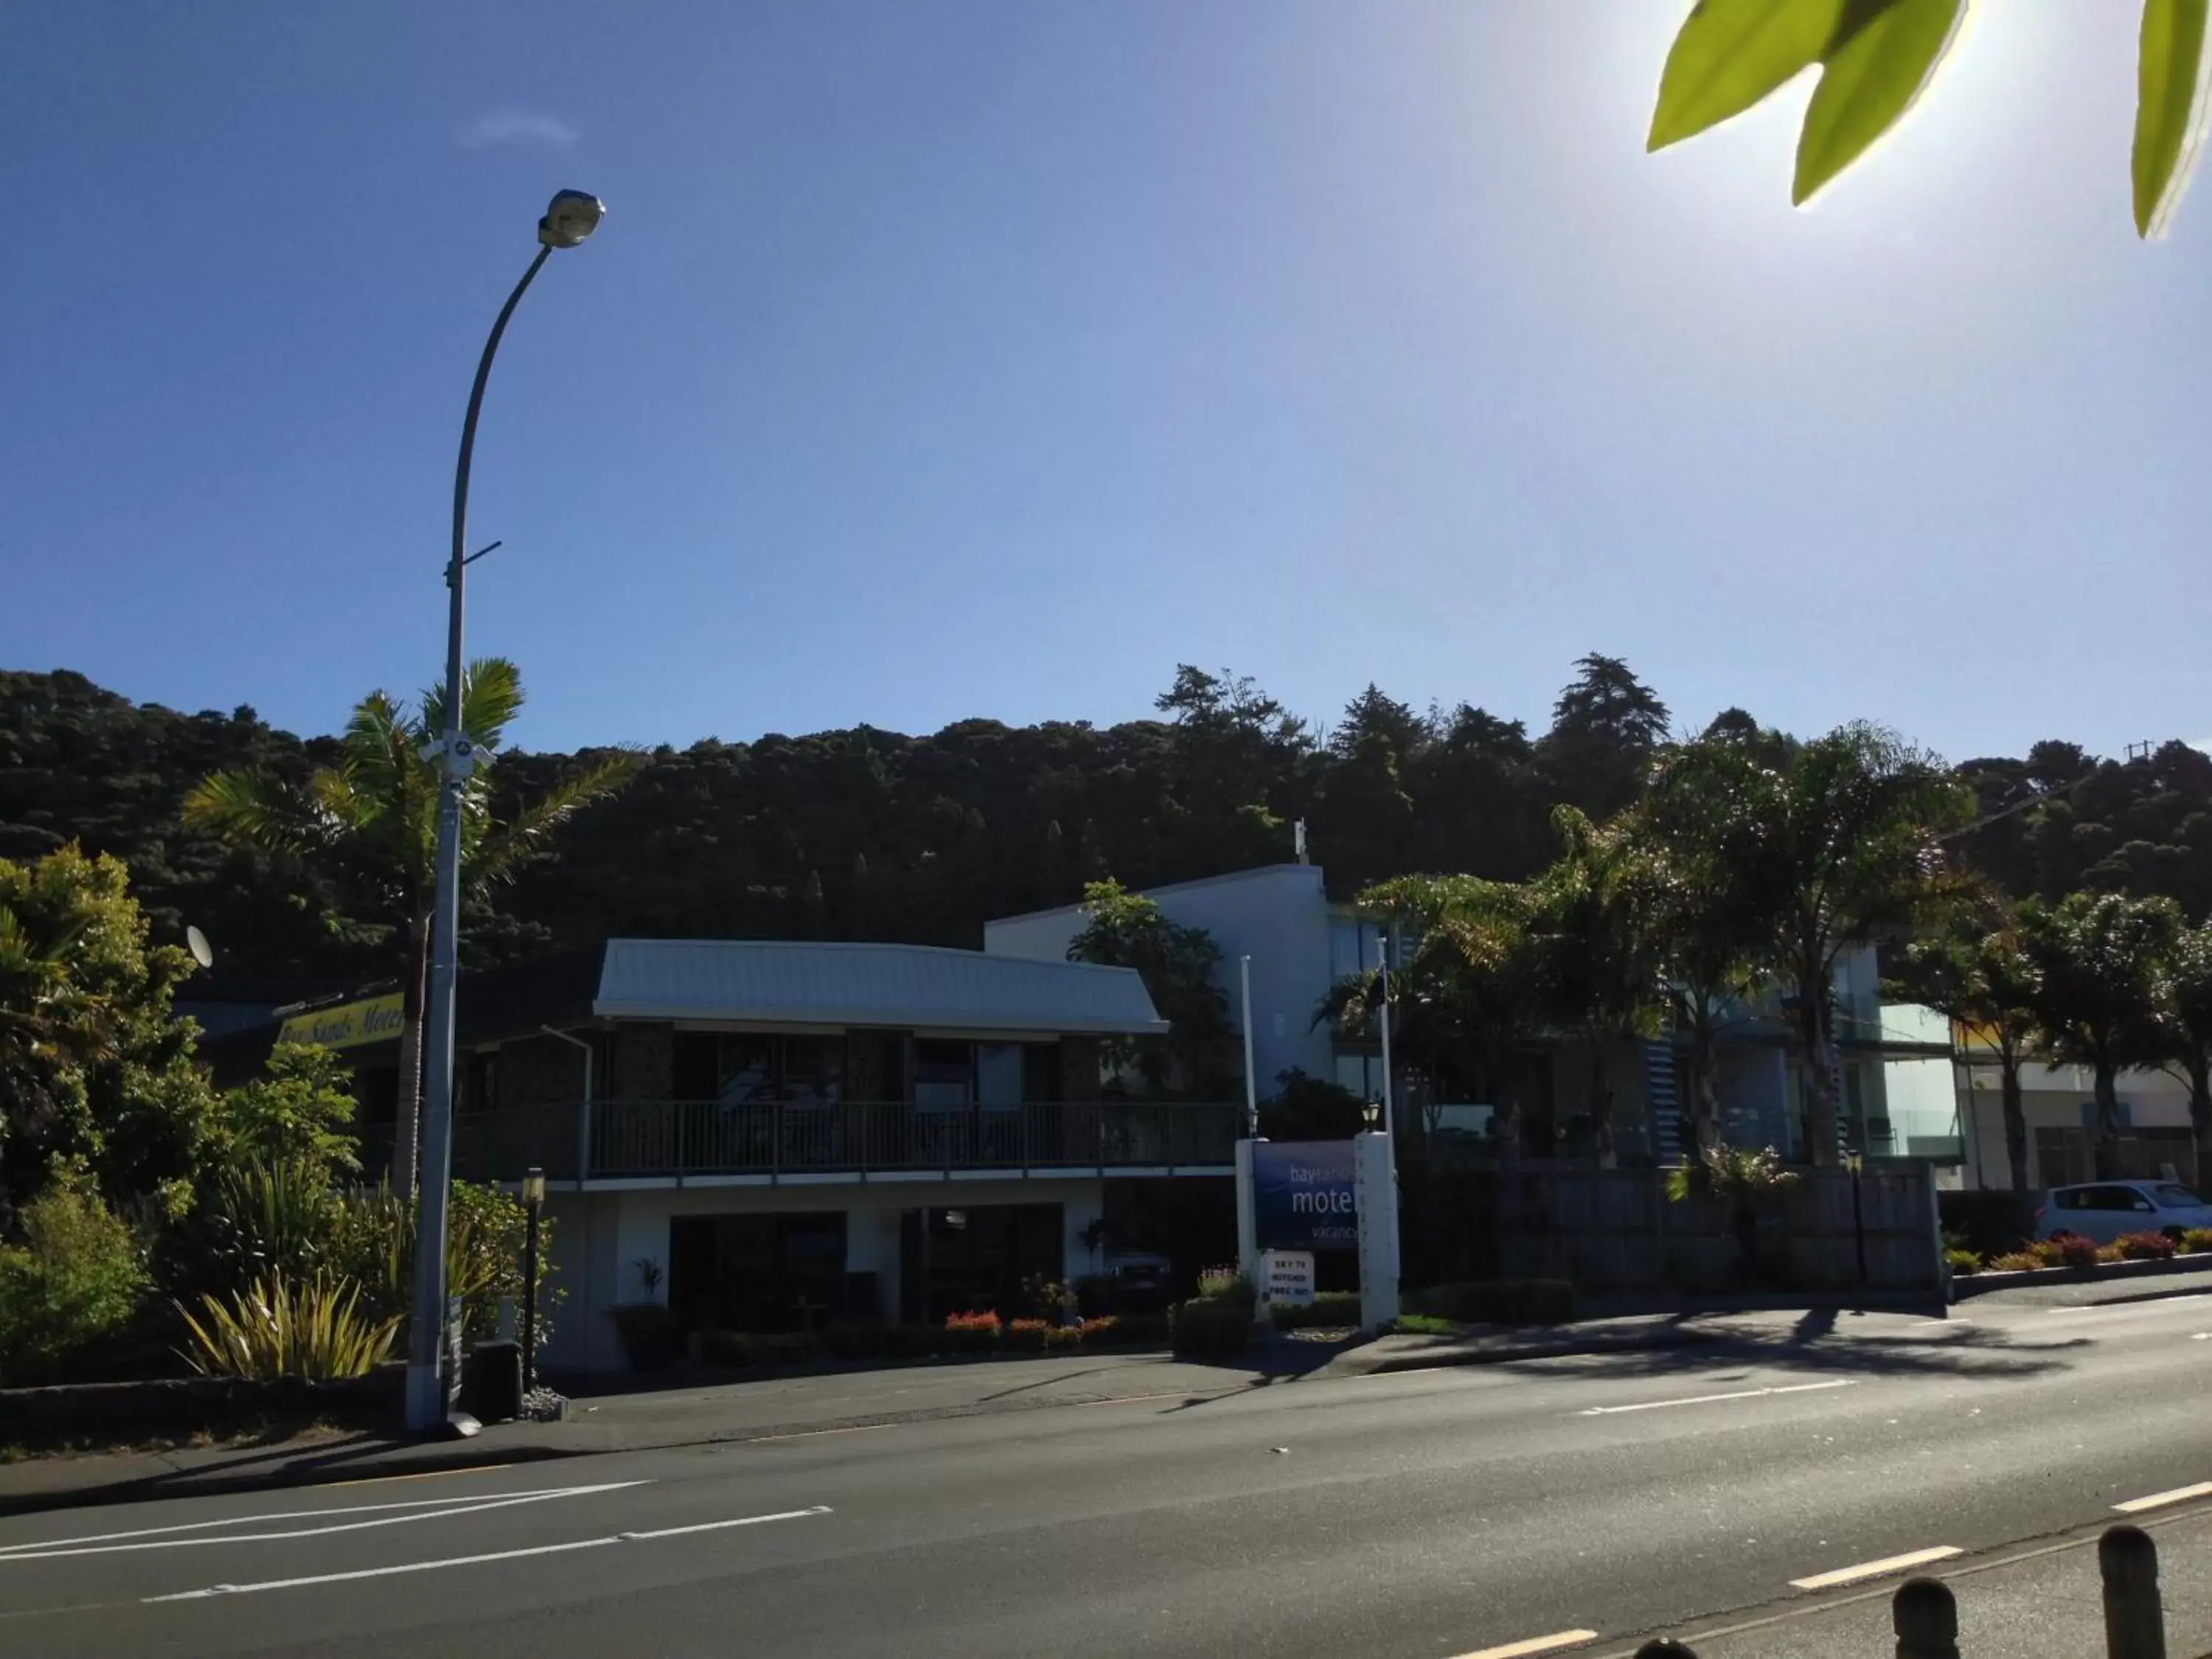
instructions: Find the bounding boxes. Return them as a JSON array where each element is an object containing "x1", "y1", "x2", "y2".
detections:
[{"x1": 364, "y1": 1100, "x2": 1242, "y2": 1186}]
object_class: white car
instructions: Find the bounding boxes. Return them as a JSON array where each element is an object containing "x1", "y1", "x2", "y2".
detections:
[{"x1": 2034, "y1": 1180, "x2": 2212, "y2": 1244}]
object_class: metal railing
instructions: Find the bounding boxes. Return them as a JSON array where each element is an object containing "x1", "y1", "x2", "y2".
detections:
[{"x1": 380, "y1": 1100, "x2": 1240, "y2": 1185}]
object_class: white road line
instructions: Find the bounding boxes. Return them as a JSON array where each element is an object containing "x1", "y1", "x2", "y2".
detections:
[
  {"x1": 1790, "y1": 1545, "x2": 1961, "y2": 1590},
  {"x1": 143, "y1": 1506, "x2": 832, "y2": 1601},
  {"x1": 2113, "y1": 1481, "x2": 2212, "y2": 1514},
  {"x1": 0, "y1": 1483, "x2": 647, "y2": 1562},
  {"x1": 2045, "y1": 1295, "x2": 2212, "y2": 1317},
  {"x1": 1450, "y1": 1629, "x2": 1599, "y2": 1659},
  {"x1": 1578, "y1": 1380, "x2": 1853, "y2": 1416}
]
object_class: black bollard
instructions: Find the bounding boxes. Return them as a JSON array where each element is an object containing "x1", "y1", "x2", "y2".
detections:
[
  {"x1": 1632, "y1": 1642, "x2": 1699, "y2": 1658},
  {"x1": 2100, "y1": 1524, "x2": 2166, "y2": 1659},
  {"x1": 1893, "y1": 1576, "x2": 1958, "y2": 1659}
]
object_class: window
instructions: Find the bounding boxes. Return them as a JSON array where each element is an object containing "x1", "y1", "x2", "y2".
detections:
[
  {"x1": 716, "y1": 1036, "x2": 774, "y2": 1103},
  {"x1": 780, "y1": 1036, "x2": 844, "y2": 1105},
  {"x1": 977, "y1": 1044, "x2": 1023, "y2": 1110},
  {"x1": 2153, "y1": 1183, "x2": 2205, "y2": 1208},
  {"x1": 915, "y1": 1040, "x2": 972, "y2": 1111}
]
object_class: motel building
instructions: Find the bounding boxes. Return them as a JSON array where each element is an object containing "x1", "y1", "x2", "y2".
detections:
[{"x1": 217, "y1": 939, "x2": 1241, "y2": 1370}]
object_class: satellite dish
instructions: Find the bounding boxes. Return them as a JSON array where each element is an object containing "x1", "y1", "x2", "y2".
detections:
[{"x1": 185, "y1": 925, "x2": 215, "y2": 971}]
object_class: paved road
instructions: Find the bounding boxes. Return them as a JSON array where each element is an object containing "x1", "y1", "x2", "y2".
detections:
[{"x1": 4, "y1": 1293, "x2": 2208, "y2": 1659}]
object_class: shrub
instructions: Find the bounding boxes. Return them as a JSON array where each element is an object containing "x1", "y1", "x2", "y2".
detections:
[
  {"x1": 1403, "y1": 1279, "x2": 1576, "y2": 1327},
  {"x1": 175, "y1": 1272, "x2": 400, "y2": 1380},
  {"x1": 1005, "y1": 1318, "x2": 1051, "y2": 1352},
  {"x1": 1393, "y1": 1312, "x2": 1458, "y2": 1335},
  {"x1": 943, "y1": 1310, "x2": 1001, "y2": 1353},
  {"x1": 1045, "y1": 1322, "x2": 1085, "y2": 1350},
  {"x1": 1270, "y1": 1292, "x2": 1364, "y2": 1330},
  {"x1": 1169, "y1": 1296, "x2": 1253, "y2": 1359},
  {"x1": 1986, "y1": 1251, "x2": 2045, "y2": 1272},
  {"x1": 2026, "y1": 1239, "x2": 2067, "y2": 1267},
  {"x1": 752, "y1": 1331, "x2": 825, "y2": 1366},
  {"x1": 2181, "y1": 1228, "x2": 2212, "y2": 1254},
  {"x1": 1096, "y1": 1312, "x2": 1167, "y2": 1349},
  {"x1": 0, "y1": 1183, "x2": 150, "y2": 1386},
  {"x1": 1195, "y1": 1266, "x2": 1248, "y2": 1304},
  {"x1": 2115, "y1": 1231, "x2": 2178, "y2": 1261},
  {"x1": 2056, "y1": 1235, "x2": 2103, "y2": 1270},
  {"x1": 697, "y1": 1329, "x2": 757, "y2": 1368},
  {"x1": 1945, "y1": 1248, "x2": 1983, "y2": 1276}
]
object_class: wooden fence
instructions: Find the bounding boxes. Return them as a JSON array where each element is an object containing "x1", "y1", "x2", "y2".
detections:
[{"x1": 1401, "y1": 1158, "x2": 1944, "y2": 1297}]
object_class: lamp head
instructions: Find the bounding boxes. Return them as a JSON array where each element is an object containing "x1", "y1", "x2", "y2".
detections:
[
  {"x1": 522, "y1": 1167, "x2": 547, "y2": 1206},
  {"x1": 538, "y1": 190, "x2": 604, "y2": 249}
]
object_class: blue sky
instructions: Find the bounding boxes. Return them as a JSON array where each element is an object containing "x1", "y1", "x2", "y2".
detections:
[{"x1": 5, "y1": 4, "x2": 2206, "y2": 764}]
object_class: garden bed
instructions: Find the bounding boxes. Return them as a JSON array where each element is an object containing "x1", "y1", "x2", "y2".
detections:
[
  {"x1": 1952, "y1": 1243, "x2": 2212, "y2": 1297},
  {"x1": 0, "y1": 1365, "x2": 401, "y2": 1450}
]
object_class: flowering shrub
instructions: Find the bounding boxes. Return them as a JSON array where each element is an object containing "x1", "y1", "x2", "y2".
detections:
[
  {"x1": 1945, "y1": 1248, "x2": 1982, "y2": 1276},
  {"x1": 2115, "y1": 1231, "x2": 2179, "y2": 1261},
  {"x1": 1986, "y1": 1251, "x2": 2044, "y2": 1272},
  {"x1": 2182, "y1": 1228, "x2": 2212, "y2": 1254},
  {"x1": 1005, "y1": 1318, "x2": 1050, "y2": 1351},
  {"x1": 943, "y1": 1309, "x2": 1002, "y2": 1352},
  {"x1": 1196, "y1": 1265, "x2": 1245, "y2": 1300},
  {"x1": 2027, "y1": 1239, "x2": 2067, "y2": 1267},
  {"x1": 1045, "y1": 1322, "x2": 1085, "y2": 1350},
  {"x1": 2055, "y1": 1235, "x2": 2103, "y2": 1269}
]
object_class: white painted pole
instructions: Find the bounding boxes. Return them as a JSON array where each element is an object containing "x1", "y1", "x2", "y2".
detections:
[
  {"x1": 1377, "y1": 933, "x2": 1394, "y2": 1141},
  {"x1": 1239, "y1": 954, "x2": 1259, "y2": 1139}
]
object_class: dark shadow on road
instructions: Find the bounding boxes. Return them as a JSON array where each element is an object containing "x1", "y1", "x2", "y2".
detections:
[{"x1": 1498, "y1": 1318, "x2": 2088, "y2": 1385}]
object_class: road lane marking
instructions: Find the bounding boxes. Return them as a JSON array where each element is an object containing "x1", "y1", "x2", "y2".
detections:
[
  {"x1": 1790, "y1": 1545, "x2": 1961, "y2": 1590},
  {"x1": 0, "y1": 1482, "x2": 647, "y2": 1561},
  {"x1": 1579, "y1": 1380, "x2": 1852, "y2": 1416},
  {"x1": 2114, "y1": 1481, "x2": 2212, "y2": 1513},
  {"x1": 143, "y1": 1506, "x2": 832, "y2": 1601},
  {"x1": 2044, "y1": 1294, "x2": 2212, "y2": 1317},
  {"x1": 742, "y1": 1424, "x2": 897, "y2": 1442},
  {"x1": 1450, "y1": 1629, "x2": 1599, "y2": 1659},
  {"x1": 323, "y1": 1465, "x2": 528, "y2": 1489}
]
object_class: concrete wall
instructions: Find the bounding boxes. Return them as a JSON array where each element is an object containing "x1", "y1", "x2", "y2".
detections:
[
  {"x1": 538, "y1": 1175, "x2": 1109, "y2": 1371},
  {"x1": 987, "y1": 866, "x2": 1338, "y2": 1100}
]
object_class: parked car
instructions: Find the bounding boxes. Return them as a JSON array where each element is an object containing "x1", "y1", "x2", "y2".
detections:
[{"x1": 2034, "y1": 1180, "x2": 2212, "y2": 1244}]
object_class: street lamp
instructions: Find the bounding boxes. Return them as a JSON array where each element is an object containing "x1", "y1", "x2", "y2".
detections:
[{"x1": 406, "y1": 191, "x2": 605, "y2": 1435}]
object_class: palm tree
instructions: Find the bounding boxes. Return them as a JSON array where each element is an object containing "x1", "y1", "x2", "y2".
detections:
[
  {"x1": 187, "y1": 658, "x2": 637, "y2": 1197},
  {"x1": 1352, "y1": 874, "x2": 1545, "y2": 1163},
  {"x1": 1644, "y1": 723, "x2": 1969, "y2": 1168},
  {"x1": 2020, "y1": 891, "x2": 2179, "y2": 1181},
  {"x1": 2154, "y1": 919, "x2": 2212, "y2": 1191},
  {"x1": 1527, "y1": 807, "x2": 1661, "y2": 1166},
  {"x1": 1889, "y1": 898, "x2": 2041, "y2": 1192}
]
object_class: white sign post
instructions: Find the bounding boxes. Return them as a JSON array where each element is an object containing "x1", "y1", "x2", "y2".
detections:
[
  {"x1": 1259, "y1": 1248, "x2": 1315, "y2": 1312},
  {"x1": 1354, "y1": 1130, "x2": 1399, "y2": 1330}
]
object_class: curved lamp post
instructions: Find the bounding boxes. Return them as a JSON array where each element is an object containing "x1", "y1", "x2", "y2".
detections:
[{"x1": 407, "y1": 189, "x2": 604, "y2": 1433}]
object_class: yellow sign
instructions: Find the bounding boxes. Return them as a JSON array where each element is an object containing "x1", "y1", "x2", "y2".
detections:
[{"x1": 277, "y1": 994, "x2": 405, "y2": 1051}]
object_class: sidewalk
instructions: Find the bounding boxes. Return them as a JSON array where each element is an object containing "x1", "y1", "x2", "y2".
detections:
[{"x1": 1601, "y1": 1504, "x2": 2212, "y2": 1658}]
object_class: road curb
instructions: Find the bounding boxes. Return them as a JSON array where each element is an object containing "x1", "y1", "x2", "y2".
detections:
[{"x1": 1954, "y1": 1256, "x2": 2212, "y2": 1299}]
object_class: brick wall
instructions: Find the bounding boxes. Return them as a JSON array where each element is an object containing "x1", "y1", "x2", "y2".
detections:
[
  {"x1": 498, "y1": 1033, "x2": 588, "y2": 1111},
  {"x1": 611, "y1": 1023, "x2": 675, "y2": 1100}
]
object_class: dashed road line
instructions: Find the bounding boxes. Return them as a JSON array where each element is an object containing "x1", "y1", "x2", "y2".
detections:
[
  {"x1": 143, "y1": 1505, "x2": 832, "y2": 1601},
  {"x1": 2113, "y1": 1481, "x2": 2212, "y2": 1514},
  {"x1": 1790, "y1": 1545, "x2": 1961, "y2": 1590},
  {"x1": 1578, "y1": 1380, "x2": 1852, "y2": 1416},
  {"x1": 1451, "y1": 1628, "x2": 1599, "y2": 1659}
]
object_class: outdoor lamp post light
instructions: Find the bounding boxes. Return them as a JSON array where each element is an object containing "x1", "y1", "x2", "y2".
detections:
[
  {"x1": 1362, "y1": 1099, "x2": 1381, "y2": 1130},
  {"x1": 521, "y1": 1167, "x2": 546, "y2": 1394},
  {"x1": 1846, "y1": 1149, "x2": 1868, "y2": 1286},
  {"x1": 405, "y1": 191, "x2": 605, "y2": 1435}
]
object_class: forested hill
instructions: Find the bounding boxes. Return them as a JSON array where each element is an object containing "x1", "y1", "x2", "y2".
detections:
[{"x1": 7, "y1": 660, "x2": 2212, "y2": 998}]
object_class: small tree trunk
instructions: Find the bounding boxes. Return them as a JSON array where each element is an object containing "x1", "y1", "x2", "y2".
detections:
[
  {"x1": 1686, "y1": 1011, "x2": 1723, "y2": 1158},
  {"x1": 1999, "y1": 1048, "x2": 2030, "y2": 1194},
  {"x1": 391, "y1": 918, "x2": 430, "y2": 1200},
  {"x1": 2092, "y1": 1060, "x2": 2123, "y2": 1180},
  {"x1": 2189, "y1": 1060, "x2": 2212, "y2": 1193},
  {"x1": 1801, "y1": 999, "x2": 1843, "y2": 1169},
  {"x1": 1588, "y1": 1039, "x2": 1616, "y2": 1169}
]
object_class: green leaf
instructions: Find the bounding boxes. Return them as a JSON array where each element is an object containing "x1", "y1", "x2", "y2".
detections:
[
  {"x1": 1649, "y1": 0, "x2": 1849, "y2": 152},
  {"x1": 1794, "y1": 0, "x2": 1969, "y2": 206},
  {"x1": 2133, "y1": 0, "x2": 2212, "y2": 237}
]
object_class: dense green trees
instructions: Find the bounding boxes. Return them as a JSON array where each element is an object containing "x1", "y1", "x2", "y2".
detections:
[{"x1": 1065, "y1": 880, "x2": 1242, "y2": 1101}]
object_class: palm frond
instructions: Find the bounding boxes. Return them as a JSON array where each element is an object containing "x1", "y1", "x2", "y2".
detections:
[
  {"x1": 184, "y1": 769, "x2": 327, "y2": 856},
  {"x1": 467, "y1": 750, "x2": 643, "y2": 888},
  {"x1": 422, "y1": 657, "x2": 525, "y2": 751}
]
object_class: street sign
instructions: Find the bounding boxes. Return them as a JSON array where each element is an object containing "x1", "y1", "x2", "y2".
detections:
[{"x1": 1259, "y1": 1249, "x2": 1315, "y2": 1307}]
